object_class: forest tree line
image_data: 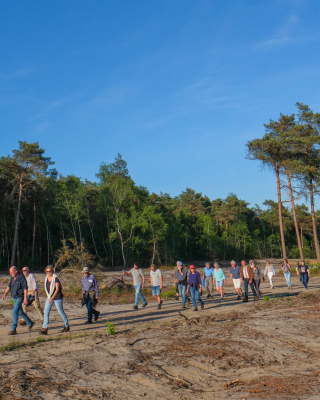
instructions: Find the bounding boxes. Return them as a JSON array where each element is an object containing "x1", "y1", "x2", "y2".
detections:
[{"x1": 0, "y1": 102, "x2": 320, "y2": 270}]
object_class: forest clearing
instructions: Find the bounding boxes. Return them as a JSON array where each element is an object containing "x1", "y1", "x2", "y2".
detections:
[{"x1": 1, "y1": 263, "x2": 320, "y2": 400}]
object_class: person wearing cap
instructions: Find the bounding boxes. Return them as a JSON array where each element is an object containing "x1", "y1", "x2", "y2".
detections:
[
  {"x1": 81, "y1": 266, "x2": 100, "y2": 324},
  {"x1": 213, "y1": 262, "x2": 226, "y2": 300},
  {"x1": 2, "y1": 266, "x2": 35, "y2": 335},
  {"x1": 240, "y1": 260, "x2": 257, "y2": 302},
  {"x1": 19, "y1": 266, "x2": 44, "y2": 323},
  {"x1": 174, "y1": 262, "x2": 190, "y2": 308},
  {"x1": 229, "y1": 260, "x2": 242, "y2": 300},
  {"x1": 203, "y1": 262, "x2": 214, "y2": 299},
  {"x1": 186, "y1": 265, "x2": 204, "y2": 311}
]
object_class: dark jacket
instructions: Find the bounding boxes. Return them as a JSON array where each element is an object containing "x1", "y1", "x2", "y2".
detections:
[{"x1": 7, "y1": 272, "x2": 28, "y2": 299}]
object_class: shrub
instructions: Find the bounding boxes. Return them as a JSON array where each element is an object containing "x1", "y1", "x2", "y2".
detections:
[
  {"x1": 162, "y1": 288, "x2": 176, "y2": 300},
  {"x1": 106, "y1": 321, "x2": 115, "y2": 335},
  {"x1": 263, "y1": 296, "x2": 269, "y2": 301}
]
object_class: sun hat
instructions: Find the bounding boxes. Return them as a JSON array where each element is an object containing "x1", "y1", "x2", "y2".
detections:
[{"x1": 82, "y1": 266, "x2": 90, "y2": 273}]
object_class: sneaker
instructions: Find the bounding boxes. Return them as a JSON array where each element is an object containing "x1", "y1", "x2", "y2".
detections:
[
  {"x1": 8, "y1": 329, "x2": 16, "y2": 335},
  {"x1": 157, "y1": 304, "x2": 161, "y2": 309},
  {"x1": 182, "y1": 305, "x2": 186, "y2": 308},
  {"x1": 85, "y1": 321, "x2": 92, "y2": 324},
  {"x1": 175, "y1": 296, "x2": 180, "y2": 301},
  {"x1": 201, "y1": 303, "x2": 204, "y2": 310},
  {"x1": 40, "y1": 328, "x2": 48, "y2": 335},
  {"x1": 18, "y1": 320, "x2": 27, "y2": 326},
  {"x1": 242, "y1": 297, "x2": 249, "y2": 302},
  {"x1": 194, "y1": 307, "x2": 198, "y2": 311},
  {"x1": 94, "y1": 311, "x2": 100, "y2": 321},
  {"x1": 237, "y1": 296, "x2": 241, "y2": 300},
  {"x1": 61, "y1": 326, "x2": 70, "y2": 333},
  {"x1": 133, "y1": 305, "x2": 138, "y2": 310},
  {"x1": 186, "y1": 298, "x2": 190, "y2": 306},
  {"x1": 28, "y1": 321, "x2": 35, "y2": 331},
  {"x1": 206, "y1": 294, "x2": 210, "y2": 299},
  {"x1": 142, "y1": 302, "x2": 147, "y2": 308}
]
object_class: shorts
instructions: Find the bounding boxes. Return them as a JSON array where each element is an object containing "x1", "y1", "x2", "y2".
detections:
[
  {"x1": 216, "y1": 280, "x2": 224, "y2": 287},
  {"x1": 233, "y1": 278, "x2": 241, "y2": 289},
  {"x1": 152, "y1": 286, "x2": 161, "y2": 296}
]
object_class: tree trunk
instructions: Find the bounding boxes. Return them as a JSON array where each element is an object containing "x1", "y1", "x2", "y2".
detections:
[
  {"x1": 32, "y1": 202, "x2": 36, "y2": 267},
  {"x1": 285, "y1": 171, "x2": 304, "y2": 260},
  {"x1": 309, "y1": 181, "x2": 320, "y2": 262},
  {"x1": 11, "y1": 177, "x2": 23, "y2": 267},
  {"x1": 275, "y1": 166, "x2": 287, "y2": 259},
  {"x1": 149, "y1": 218, "x2": 156, "y2": 264},
  {"x1": 41, "y1": 208, "x2": 50, "y2": 265},
  {"x1": 64, "y1": 195, "x2": 78, "y2": 248}
]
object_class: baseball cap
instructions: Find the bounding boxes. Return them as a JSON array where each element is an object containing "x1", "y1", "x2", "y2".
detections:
[{"x1": 177, "y1": 261, "x2": 183, "y2": 266}]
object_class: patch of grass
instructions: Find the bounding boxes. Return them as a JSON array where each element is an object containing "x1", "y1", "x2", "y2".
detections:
[
  {"x1": 111, "y1": 287, "x2": 120, "y2": 295},
  {"x1": 0, "y1": 339, "x2": 21, "y2": 352},
  {"x1": 10, "y1": 300, "x2": 14, "y2": 306},
  {"x1": 162, "y1": 288, "x2": 177, "y2": 300},
  {"x1": 272, "y1": 293, "x2": 276, "y2": 299},
  {"x1": 120, "y1": 299, "x2": 127, "y2": 303},
  {"x1": 36, "y1": 335, "x2": 47, "y2": 343},
  {"x1": 106, "y1": 321, "x2": 115, "y2": 335},
  {"x1": 68, "y1": 284, "x2": 82, "y2": 293},
  {"x1": 263, "y1": 295, "x2": 269, "y2": 301}
]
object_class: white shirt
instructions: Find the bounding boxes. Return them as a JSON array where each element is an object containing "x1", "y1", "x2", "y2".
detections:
[
  {"x1": 243, "y1": 266, "x2": 249, "y2": 279},
  {"x1": 25, "y1": 273, "x2": 37, "y2": 291},
  {"x1": 150, "y1": 269, "x2": 162, "y2": 287}
]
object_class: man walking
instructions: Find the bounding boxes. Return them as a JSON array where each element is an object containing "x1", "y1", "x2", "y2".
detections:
[
  {"x1": 124, "y1": 262, "x2": 147, "y2": 309},
  {"x1": 203, "y1": 262, "x2": 214, "y2": 298},
  {"x1": 150, "y1": 264, "x2": 163, "y2": 309},
  {"x1": 174, "y1": 262, "x2": 189, "y2": 308},
  {"x1": 240, "y1": 260, "x2": 257, "y2": 302},
  {"x1": 2, "y1": 266, "x2": 35, "y2": 335},
  {"x1": 229, "y1": 260, "x2": 242, "y2": 300},
  {"x1": 82, "y1": 266, "x2": 100, "y2": 324},
  {"x1": 20, "y1": 266, "x2": 44, "y2": 323}
]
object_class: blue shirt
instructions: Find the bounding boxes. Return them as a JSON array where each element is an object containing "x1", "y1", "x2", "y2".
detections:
[
  {"x1": 82, "y1": 274, "x2": 99, "y2": 298},
  {"x1": 7, "y1": 272, "x2": 28, "y2": 299},
  {"x1": 213, "y1": 268, "x2": 226, "y2": 281},
  {"x1": 203, "y1": 267, "x2": 214, "y2": 277},
  {"x1": 229, "y1": 265, "x2": 241, "y2": 279}
]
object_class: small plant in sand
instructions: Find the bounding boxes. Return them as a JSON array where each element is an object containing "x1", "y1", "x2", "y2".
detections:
[
  {"x1": 106, "y1": 321, "x2": 115, "y2": 335},
  {"x1": 263, "y1": 295, "x2": 269, "y2": 301}
]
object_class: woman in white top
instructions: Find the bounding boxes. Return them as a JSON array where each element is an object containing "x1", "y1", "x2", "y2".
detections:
[{"x1": 264, "y1": 260, "x2": 276, "y2": 289}]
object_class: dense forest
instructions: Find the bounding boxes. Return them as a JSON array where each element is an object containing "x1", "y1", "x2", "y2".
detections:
[{"x1": 1, "y1": 102, "x2": 320, "y2": 270}]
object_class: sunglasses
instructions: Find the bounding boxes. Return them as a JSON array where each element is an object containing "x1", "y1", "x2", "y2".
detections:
[{"x1": 22, "y1": 269, "x2": 28, "y2": 272}]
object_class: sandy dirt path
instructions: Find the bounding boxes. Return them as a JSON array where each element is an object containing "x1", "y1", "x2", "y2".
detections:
[{"x1": 1, "y1": 268, "x2": 320, "y2": 399}]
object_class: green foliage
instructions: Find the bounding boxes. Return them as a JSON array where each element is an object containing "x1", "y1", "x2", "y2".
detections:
[
  {"x1": 111, "y1": 287, "x2": 120, "y2": 295},
  {"x1": 10, "y1": 300, "x2": 14, "y2": 306},
  {"x1": 162, "y1": 288, "x2": 177, "y2": 300},
  {"x1": 36, "y1": 335, "x2": 47, "y2": 343},
  {"x1": 263, "y1": 296, "x2": 269, "y2": 301},
  {"x1": 106, "y1": 321, "x2": 115, "y2": 335}
]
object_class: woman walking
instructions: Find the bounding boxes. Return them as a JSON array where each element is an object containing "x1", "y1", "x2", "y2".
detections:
[
  {"x1": 40, "y1": 265, "x2": 70, "y2": 335},
  {"x1": 264, "y1": 260, "x2": 276, "y2": 289},
  {"x1": 186, "y1": 265, "x2": 204, "y2": 311},
  {"x1": 213, "y1": 262, "x2": 226, "y2": 300},
  {"x1": 282, "y1": 259, "x2": 292, "y2": 289},
  {"x1": 251, "y1": 261, "x2": 262, "y2": 298}
]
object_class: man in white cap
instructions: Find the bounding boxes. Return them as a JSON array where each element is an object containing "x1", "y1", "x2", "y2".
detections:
[{"x1": 81, "y1": 266, "x2": 100, "y2": 324}]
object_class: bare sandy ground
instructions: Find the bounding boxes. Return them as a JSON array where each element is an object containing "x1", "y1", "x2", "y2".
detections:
[{"x1": 1, "y1": 265, "x2": 320, "y2": 399}]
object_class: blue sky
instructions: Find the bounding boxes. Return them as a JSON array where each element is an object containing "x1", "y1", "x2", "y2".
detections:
[{"x1": 1, "y1": 0, "x2": 320, "y2": 207}]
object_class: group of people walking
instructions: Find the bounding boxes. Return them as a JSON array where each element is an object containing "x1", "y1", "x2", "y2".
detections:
[{"x1": 1, "y1": 259, "x2": 311, "y2": 335}]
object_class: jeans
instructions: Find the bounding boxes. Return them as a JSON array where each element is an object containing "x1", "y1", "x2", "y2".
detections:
[
  {"x1": 12, "y1": 297, "x2": 32, "y2": 331},
  {"x1": 189, "y1": 286, "x2": 203, "y2": 308},
  {"x1": 134, "y1": 284, "x2": 146, "y2": 306},
  {"x1": 43, "y1": 298, "x2": 69, "y2": 329},
  {"x1": 284, "y1": 272, "x2": 291, "y2": 287},
  {"x1": 301, "y1": 273, "x2": 308, "y2": 289},
  {"x1": 178, "y1": 283, "x2": 187, "y2": 305},
  {"x1": 84, "y1": 295, "x2": 99, "y2": 322},
  {"x1": 243, "y1": 278, "x2": 257, "y2": 298},
  {"x1": 254, "y1": 279, "x2": 260, "y2": 297}
]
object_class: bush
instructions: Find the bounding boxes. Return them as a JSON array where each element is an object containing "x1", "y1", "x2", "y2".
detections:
[
  {"x1": 162, "y1": 288, "x2": 177, "y2": 300},
  {"x1": 263, "y1": 295, "x2": 269, "y2": 301},
  {"x1": 106, "y1": 321, "x2": 115, "y2": 335}
]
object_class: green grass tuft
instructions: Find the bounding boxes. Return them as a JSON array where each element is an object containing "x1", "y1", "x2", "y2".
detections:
[
  {"x1": 263, "y1": 295, "x2": 269, "y2": 301},
  {"x1": 106, "y1": 321, "x2": 115, "y2": 335}
]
